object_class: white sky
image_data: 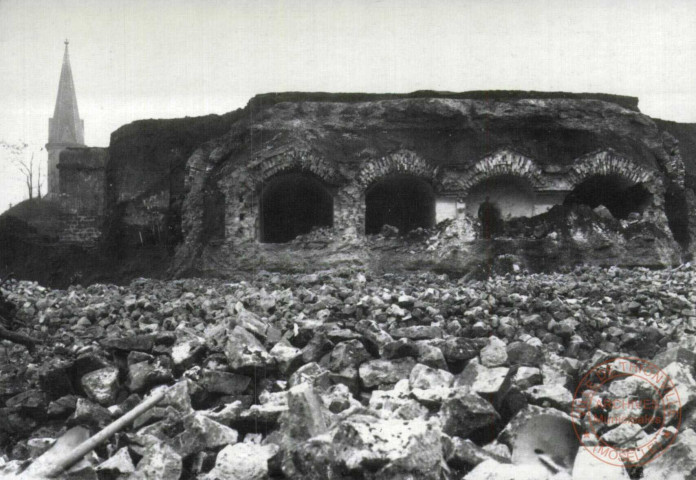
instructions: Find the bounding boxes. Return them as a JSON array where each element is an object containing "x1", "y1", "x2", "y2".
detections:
[{"x1": 1, "y1": 0, "x2": 695, "y2": 212}]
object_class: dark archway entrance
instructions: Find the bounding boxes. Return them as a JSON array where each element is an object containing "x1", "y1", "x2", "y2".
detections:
[
  {"x1": 260, "y1": 172, "x2": 333, "y2": 243},
  {"x1": 564, "y1": 175, "x2": 652, "y2": 219},
  {"x1": 365, "y1": 175, "x2": 435, "y2": 235}
]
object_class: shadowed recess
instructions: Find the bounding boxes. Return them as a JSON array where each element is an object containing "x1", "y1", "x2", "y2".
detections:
[
  {"x1": 260, "y1": 172, "x2": 333, "y2": 243},
  {"x1": 564, "y1": 174, "x2": 652, "y2": 219},
  {"x1": 365, "y1": 174, "x2": 435, "y2": 235},
  {"x1": 664, "y1": 185, "x2": 691, "y2": 249},
  {"x1": 465, "y1": 175, "x2": 538, "y2": 220}
]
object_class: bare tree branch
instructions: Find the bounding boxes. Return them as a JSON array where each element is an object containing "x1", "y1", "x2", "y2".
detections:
[
  {"x1": 37, "y1": 157, "x2": 43, "y2": 198},
  {"x1": 2, "y1": 141, "x2": 44, "y2": 200}
]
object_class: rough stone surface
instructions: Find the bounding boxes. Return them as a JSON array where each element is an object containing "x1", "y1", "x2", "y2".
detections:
[
  {"x1": 464, "y1": 458, "x2": 557, "y2": 480},
  {"x1": 202, "y1": 442, "x2": 277, "y2": 480},
  {"x1": 127, "y1": 359, "x2": 173, "y2": 392},
  {"x1": 642, "y1": 428, "x2": 696, "y2": 479},
  {"x1": 524, "y1": 384, "x2": 573, "y2": 412},
  {"x1": 197, "y1": 369, "x2": 251, "y2": 395},
  {"x1": 225, "y1": 325, "x2": 274, "y2": 372},
  {"x1": 440, "y1": 389, "x2": 500, "y2": 438},
  {"x1": 1, "y1": 266, "x2": 695, "y2": 479},
  {"x1": 455, "y1": 359, "x2": 510, "y2": 396},
  {"x1": 332, "y1": 415, "x2": 444, "y2": 479},
  {"x1": 129, "y1": 438, "x2": 182, "y2": 480},
  {"x1": 480, "y1": 336, "x2": 508, "y2": 367},
  {"x1": 95, "y1": 447, "x2": 135, "y2": 474},
  {"x1": 572, "y1": 448, "x2": 629, "y2": 480},
  {"x1": 506, "y1": 342, "x2": 544, "y2": 366},
  {"x1": 69, "y1": 398, "x2": 111, "y2": 428},
  {"x1": 409, "y1": 363, "x2": 454, "y2": 390},
  {"x1": 448, "y1": 437, "x2": 511, "y2": 469},
  {"x1": 359, "y1": 358, "x2": 416, "y2": 388},
  {"x1": 80, "y1": 366, "x2": 119, "y2": 406},
  {"x1": 165, "y1": 93, "x2": 688, "y2": 277},
  {"x1": 171, "y1": 412, "x2": 238, "y2": 458}
]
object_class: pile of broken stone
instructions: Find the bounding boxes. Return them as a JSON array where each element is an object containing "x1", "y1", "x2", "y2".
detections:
[{"x1": 0, "y1": 264, "x2": 695, "y2": 479}]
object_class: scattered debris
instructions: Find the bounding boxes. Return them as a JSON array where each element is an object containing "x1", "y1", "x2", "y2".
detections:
[{"x1": 0, "y1": 264, "x2": 695, "y2": 478}]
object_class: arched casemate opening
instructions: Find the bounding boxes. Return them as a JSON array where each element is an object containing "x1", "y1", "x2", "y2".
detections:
[
  {"x1": 464, "y1": 175, "x2": 539, "y2": 220},
  {"x1": 564, "y1": 174, "x2": 652, "y2": 219},
  {"x1": 365, "y1": 174, "x2": 435, "y2": 235},
  {"x1": 260, "y1": 172, "x2": 334, "y2": 243},
  {"x1": 564, "y1": 150, "x2": 658, "y2": 219}
]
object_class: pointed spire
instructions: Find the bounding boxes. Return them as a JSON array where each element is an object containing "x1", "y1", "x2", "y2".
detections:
[{"x1": 48, "y1": 39, "x2": 84, "y2": 146}]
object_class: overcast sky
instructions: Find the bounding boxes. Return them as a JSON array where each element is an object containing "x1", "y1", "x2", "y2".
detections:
[{"x1": 1, "y1": 0, "x2": 695, "y2": 212}]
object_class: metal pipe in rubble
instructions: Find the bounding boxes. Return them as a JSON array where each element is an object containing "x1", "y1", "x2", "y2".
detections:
[{"x1": 41, "y1": 388, "x2": 167, "y2": 478}]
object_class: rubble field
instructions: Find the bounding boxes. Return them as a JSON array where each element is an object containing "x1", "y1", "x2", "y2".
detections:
[{"x1": 1, "y1": 265, "x2": 696, "y2": 479}]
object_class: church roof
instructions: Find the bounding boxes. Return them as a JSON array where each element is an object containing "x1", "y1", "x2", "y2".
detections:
[{"x1": 48, "y1": 40, "x2": 84, "y2": 146}]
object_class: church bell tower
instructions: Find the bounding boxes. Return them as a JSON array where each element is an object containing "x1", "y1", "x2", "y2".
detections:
[{"x1": 46, "y1": 40, "x2": 84, "y2": 195}]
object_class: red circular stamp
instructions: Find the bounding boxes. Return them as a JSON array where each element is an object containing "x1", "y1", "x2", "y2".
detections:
[{"x1": 571, "y1": 356, "x2": 681, "y2": 467}]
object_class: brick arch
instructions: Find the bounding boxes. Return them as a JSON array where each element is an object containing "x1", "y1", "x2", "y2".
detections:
[
  {"x1": 357, "y1": 150, "x2": 438, "y2": 189},
  {"x1": 253, "y1": 149, "x2": 341, "y2": 186},
  {"x1": 449, "y1": 149, "x2": 544, "y2": 196},
  {"x1": 567, "y1": 150, "x2": 662, "y2": 193}
]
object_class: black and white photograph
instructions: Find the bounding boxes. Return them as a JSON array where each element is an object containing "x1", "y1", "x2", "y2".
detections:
[{"x1": 1, "y1": 0, "x2": 696, "y2": 478}]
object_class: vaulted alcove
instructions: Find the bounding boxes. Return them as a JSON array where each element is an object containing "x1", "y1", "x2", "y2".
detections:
[
  {"x1": 260, "y1": 172, "x2": 334, "y2": 243},
  {"x1": 464, "y1": 175, "x2": 539, "y2": 219},
  {"x1": 365, "y1": 175, "x2": 435, "y2": 235},
  {"x1": 564, "y1": 174, "x2": 652, "y2": 219}
]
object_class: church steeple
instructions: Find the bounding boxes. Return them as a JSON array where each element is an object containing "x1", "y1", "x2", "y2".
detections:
[
  {"x1": 47, "y1": 40, "x2": 85, "y2": 195},
  {"x1": 48, "y1": 40, "x2": 84, "y2": 145}
]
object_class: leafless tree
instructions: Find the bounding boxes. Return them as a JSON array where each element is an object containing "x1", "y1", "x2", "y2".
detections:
[
  {"x1": 16, "y1": 151, "x2": 36, "y2": 200},
  {"x1": 37, "y1": 157, "x2": 44, "y2": 199},
  {"x1": 0, "y1": 141, "x2": 45, "y2": 200}
]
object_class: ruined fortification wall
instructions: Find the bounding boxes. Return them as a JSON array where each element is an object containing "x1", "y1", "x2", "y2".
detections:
[
  {"x1": 3, "y1": 91, "x2": 694, "y2": 285},
  {"x1": 171, "y1": 94, "x2": 690, "y2": 277},
  {"x1": 654, "y1": 119, "x2": 696, "y2": 176},
  {"x1": 58, "y1": 147, "x2": 107, "y2": 214},
  {"x1": 105, "y1": 110, "x2": 244, "y2": 248},
  {"x1": 56, "y1": 147, "x2": 107, "y2": 246}
]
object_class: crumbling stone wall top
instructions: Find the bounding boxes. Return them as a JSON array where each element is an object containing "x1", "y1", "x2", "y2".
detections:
[
  {"x1": 248, "y1": 89, "x2": 641, "y2": 111},
  {"x1": 58, "y1": 147, "x2": 107, "y2": 170}
]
